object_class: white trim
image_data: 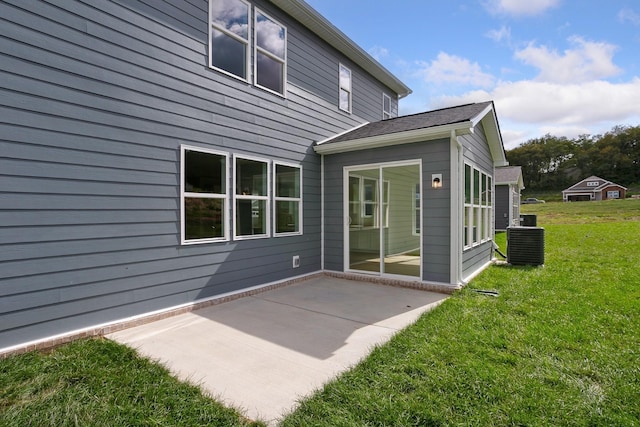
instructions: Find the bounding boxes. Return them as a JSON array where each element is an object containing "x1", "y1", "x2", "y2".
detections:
[
  {"x1": 450, "y1": 132, "x2": 461, "y2": 285},
  {"x1": 208, "y1": 0, "x2": 251, "y2": 83},
  {"x1": 254, "y1": 8, "x2": 287, "y2": 97},
  {"x1": 316, "y1": 121, "x2": 369, "y2": 145},
  {"x1": 314, "y1": 121, "x2": 474, "y2": 155},
  {"x1": 273, "y1": 160, "x2": 303, "y2": 236},
  {"x1": 180, "y1": 145, "x2": 230, "y2": 245},
  {"x1": 321, "y1": 154, "x2": 325, "y2": 270},
  {"x1": 233, "y1": 154, "x2": 271, "y2": 240},
  {"x1": 382, "y1": 93, "x2": 392, "y2": 119}
]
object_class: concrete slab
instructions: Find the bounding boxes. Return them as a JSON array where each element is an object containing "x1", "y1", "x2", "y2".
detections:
[{"x1": 108, "y1": 276, "x2": 448, "y2": 425}]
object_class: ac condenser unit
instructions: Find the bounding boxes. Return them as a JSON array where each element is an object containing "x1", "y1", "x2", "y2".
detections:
[{"x1": 507, "y1": 227, "x2": 545, "y2": 266}]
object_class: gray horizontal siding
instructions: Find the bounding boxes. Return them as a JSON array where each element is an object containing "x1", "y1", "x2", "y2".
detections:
[
  {"x1": 322, "y1": 139, "x2": 451, "y2": 283},
  {"x1": 0, "y1": 0, "x2": 395, "y2": 349}
]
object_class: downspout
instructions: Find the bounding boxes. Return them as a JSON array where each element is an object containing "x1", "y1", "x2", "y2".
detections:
[{"x1": 320, "y1": 154, "x2": 325, "y2": 271}]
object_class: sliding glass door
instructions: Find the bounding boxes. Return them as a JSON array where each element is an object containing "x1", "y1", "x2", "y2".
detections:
[{"x1": 346, "y1": 162, "x2": 421, "y2": 278}]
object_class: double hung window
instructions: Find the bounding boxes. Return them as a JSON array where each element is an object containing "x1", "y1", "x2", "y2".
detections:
[
  {"x1": 181, "y1": 146, "x2": 229, "y2": 244},
  {"x1": 209, "y1": 0, "x2": 287, "y2": 96},
  {"x1": 339, "y1": 64, "x2": 352, "y2": 113},
  {"x1": 383, "y1": 93, "x2": 392, "y2": 119},
  {"x1": 274, "y1": 163, "x2": 302, "y2": 235},
  {"x1": 234, "y1": 156, "x2": 269, "y2": 239}
]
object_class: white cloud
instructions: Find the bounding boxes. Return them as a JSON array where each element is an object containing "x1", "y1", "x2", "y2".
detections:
[
  {"x1": 619, "y1": 8, "x2": 640, "y2": 26},
  {"x1": 368, "y1": 46, "x2": 389, "y2": 61},
  {"x1": 432, "y1": 78, "x2": 640, "y2": 148},
  {"x1": 416, "y1": 52, "x2": 495, "y2": 88},
  {"x1": 514, "y1": 36, "x2": 621, "y2": 83},
  {"x1": 486, "y1": 26, "x2": 511, "y2": 43},
  {"x1": 484, "y1": 0, "x2": 560, "y2": 16}
]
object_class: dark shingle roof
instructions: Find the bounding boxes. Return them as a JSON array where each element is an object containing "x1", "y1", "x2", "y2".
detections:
[
  {"x1": 495, "y1": 166, "x2": 523, "y2": 184},
  {"x1": 320, "y1": 101, "x2": 493, "y2": 145}
]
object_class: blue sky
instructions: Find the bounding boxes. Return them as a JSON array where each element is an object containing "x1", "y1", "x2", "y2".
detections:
[{"x1": 304, "y1": 0, "x2": 640, "y2": 148}]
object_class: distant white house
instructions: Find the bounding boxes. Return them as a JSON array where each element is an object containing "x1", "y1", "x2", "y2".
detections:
[{"x1": 562, "y1": 176, "x2": 627, "y2": 202}]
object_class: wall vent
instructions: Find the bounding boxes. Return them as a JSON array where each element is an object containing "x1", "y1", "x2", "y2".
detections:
[{"x1": 507, "y1": 227, "x2": 545, "y2": 266}]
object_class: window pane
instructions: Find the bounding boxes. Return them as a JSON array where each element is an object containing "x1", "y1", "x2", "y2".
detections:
[
  {"x1": 236, "y1": 158, "x2": 267, "y2": 196},
  {"x1": 211, "y1": 0, "x2": 249, "y2": 38},
  {"x1": 481, "y1": 173, "x2": 487, "y2": 205},
  {"x1": 464, "y1": 164, "x2": 471, "y2": 204},
  {"x1": 276, "y1": 165, "x2": 300, "y2": 198},
  {"x1": 211, "y1": 29, "x2": 247, "y2": 79},
  {"x1": 236, "y1": 199, "x2": 266, "y2": 235},
  {"x1": 339, "y1": 65, "x2": 351, "y2": 91},
  {"x1": 184, "y1": 198, "x2": 225, "y2": 240},
  {"x1": 488, "y1": 177, "x2": 492, "y2": 204},
  {"x1": 256, "y1": 12, "x2": 285, "y2": 59},
  {"x1": 256, "y1": 51, "x2": 283, "y2": 94},
  {"x1": 185, "y1": 150, "x2": 225, "y2": 194},
  {"x1": 383, "y1": 95, "x2": 391, "y2": 112},
  {"x1": 339, "y1": 88, "x2": 350, "y2": 111},
  {"x1": 276, "y1": 200, "x2": 299, "y2": 233},
  {"x1": 473, "y1": 169, "x2": 480, "y2": 205}
]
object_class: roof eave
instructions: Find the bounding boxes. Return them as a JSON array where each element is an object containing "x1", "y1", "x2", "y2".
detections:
[
  {"x1": 476, "y1": 103, "x2": 508, "y2": 167},
  {"x1": 314, "y1": 122, "x2": 473, "y2": 155},
  {"x1": 270, "y1": 0, "x2": 412, "y2": 98}
]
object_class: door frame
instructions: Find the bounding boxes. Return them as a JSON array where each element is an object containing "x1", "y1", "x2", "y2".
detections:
[{"x1": 343, "y1": 159, "x2": 423, "y2": 280}]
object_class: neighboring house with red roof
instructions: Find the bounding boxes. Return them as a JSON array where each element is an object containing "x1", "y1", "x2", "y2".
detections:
[{"x1": 562, "y1": 176, "x2": 627, "y2": 202}]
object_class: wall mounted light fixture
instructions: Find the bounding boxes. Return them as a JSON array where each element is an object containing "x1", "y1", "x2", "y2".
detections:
[{"x1": 432, "y1": 173, "x2": 442, "y2": 189}]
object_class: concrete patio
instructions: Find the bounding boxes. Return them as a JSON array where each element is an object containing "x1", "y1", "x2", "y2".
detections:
[{"x1": 108, "y1": 276, "x2": 448, "y2": 425}]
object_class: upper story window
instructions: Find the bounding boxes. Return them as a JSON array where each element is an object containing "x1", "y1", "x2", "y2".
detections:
[
  {"x1": 181, "y1": 146, "x2": 229, "y2": 244},
  {"x1": 383, "y1": 93, "x2": 392, "y2": 120},
  {"x1": 209, "y1": 0, "x2": 250, "y2": 81},
  {"x1": 255, "y1": 10, "x2": 286, "y2": 95},
  {"x1": 339, "y1": 63, "x2": 352, "y2": 113},
  {"x1": 587, "y1": 181, "x2": 599, "y2": 187},
  {"x1": 209, "y1": 0, "x2": 287, "y2": 96}
]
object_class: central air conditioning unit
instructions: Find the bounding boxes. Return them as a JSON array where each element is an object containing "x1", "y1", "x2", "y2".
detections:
[{"x1": 507, "y1": 227, "x2": 545, "y2": 266}]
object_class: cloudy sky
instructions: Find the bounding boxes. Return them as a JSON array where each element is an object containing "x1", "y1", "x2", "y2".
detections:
[{"x1": 304, "y1": 0, "x2": 640, "y2": 149}]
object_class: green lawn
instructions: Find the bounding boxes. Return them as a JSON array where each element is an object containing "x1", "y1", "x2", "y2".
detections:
[
  {"x1": 281, "y1": 200, "x2": 640, "y2": 426},
  {"x1": 2, "y1": 200, "x2": 639, "y2": 426}
]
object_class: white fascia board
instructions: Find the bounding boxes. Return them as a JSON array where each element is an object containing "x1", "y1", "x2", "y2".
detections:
[
  {"x1": 313, "y1": 122, "x2": 474, "y2": 155},
  {"x1": 316, "y1": 121, "x2": 369, "y2": 146}
]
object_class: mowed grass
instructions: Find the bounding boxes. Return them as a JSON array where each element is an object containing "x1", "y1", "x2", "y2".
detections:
[
  {"x1": 282, "y1": 200, "x2": 640, "y2": 426},
  {"x1": 0, "y1": 338, "x2": 264, "y2": 427}
]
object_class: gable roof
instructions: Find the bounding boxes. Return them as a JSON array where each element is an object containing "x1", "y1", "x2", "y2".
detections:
[
  {"x1": 271, "y1": 0, "x2": 411, "y2": 98},
  {"x1": 314, "y1": 101, "x2": 508, "y2": 166},
  {"x1": 495, "y1": 166, "x2": 524, "y2": 189},
  {"x1": 563, "y1": 176, "x2": 628, "y2": 193}
]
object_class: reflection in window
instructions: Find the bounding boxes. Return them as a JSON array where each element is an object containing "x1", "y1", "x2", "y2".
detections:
[
  {"x1": 413, "y1": 183, "x2": 420, "y2": 235},
  {"x1": 464, "y1": 164, "x2": 492, "y2": 248},
  {"x1": 235, "y1": 156, "x2": 269, "y2": 238},
  {"x1": 383, "y1": 93, "x2": 392, "y2": 119},
  {"x1": 209, "y1": 0, "x2": 249, "y2": 80},
  {"x1": 274, "y1": 163, "x2": 302, "y2": 235},
  {"x1": 182, "y1": 147, "x2": 228, "y2": 243},
  {"x1": 255, "y1": 10, "x2": 286, "y2": 95},
  {"x1": 339, "y1": 64, "x2": 352, "y2": 112}
]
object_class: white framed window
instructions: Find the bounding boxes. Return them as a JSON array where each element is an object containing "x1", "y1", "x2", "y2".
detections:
[
  {"x1": 587, "y1": 181, "x2": 599, "y2": 187},
  {"x1": 209, "y1": 0, "x2": 250, "y2": 82},
  {"x1": 607, "y1": 190, "x2": 620, "y2": 199},
  {"x1": 181, "y1": 145, "x2": 229, "y2": 244},
  {"x1": 464, "y1": 163, "x2": 492, "y2": 249},
  {"x1": 254, "y1": 9, "x2": 286, "y2": 96},
  {"x1": 383, "y1": 93, "x2": 392, "y2": 120},
  {"x1": 339, "y1": 63, "x2": 352, "y2": 113},
  {"x1": 234, "y1": 155, "x2": 270, "y2": 239},
  {"x1": 274, "y1": 162, "x2": 302, "y2": 235}
]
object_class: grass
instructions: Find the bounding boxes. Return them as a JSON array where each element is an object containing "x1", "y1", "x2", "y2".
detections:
[
  {"x1": 0, "y1": 338, "x2": 264, "y2": 427},
  {"x1": 2, "y1": 199, "x2": 639, "y2": 426},
  {"x1": 281, "y1": 200, "x2": 640, "y2": 426}
]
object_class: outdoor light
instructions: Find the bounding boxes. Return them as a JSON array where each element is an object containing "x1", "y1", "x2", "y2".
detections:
[{"x1": 432, "y1": 173, "x2": 442, "y2": 189}]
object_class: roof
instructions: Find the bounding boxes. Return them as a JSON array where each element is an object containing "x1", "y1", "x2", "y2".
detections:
[
  {"x1": 563, "y1": 176, "x2": 628, "y2": 193},
  {"x1": 495, "y1": 166, "x2": 525, "y2": 189},
  {"x1": 314, "y1": 101, "x2": 508, "y2": 166},
  {"x1": 271, "y1": 0, "x2": 411, "y2": 98}
]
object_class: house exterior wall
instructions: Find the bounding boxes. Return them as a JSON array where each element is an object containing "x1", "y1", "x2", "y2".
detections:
[
  {"x1": 0, "y1": 0, "x2": 400, "y2": 350},
  {"x1": 602, "y1": 185, "x2": 626, "y2": 200},
  {"x1": 460, "y1": 123, "x2": 495, "y2": 280},
  {"x1": 322, "y1": 139, "x2": 452, "y2": 284},
  {"x1": 494, "y1": 185, "x2": 510, "y2": 230}
]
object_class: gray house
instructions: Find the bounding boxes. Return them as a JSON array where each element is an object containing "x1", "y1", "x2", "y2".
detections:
[
  {"x1": 494, "y1": 166, "x2": 524, "y2": 230},
  {"x1": 0, "y1": 0, "x2": 507, "y2": 354}
]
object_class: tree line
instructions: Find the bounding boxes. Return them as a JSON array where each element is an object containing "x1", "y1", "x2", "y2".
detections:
[{"x1": 505, "y1": 125, "x2": 640, "y2": 191}]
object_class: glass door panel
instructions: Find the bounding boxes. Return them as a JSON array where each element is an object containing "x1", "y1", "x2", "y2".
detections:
[{"x1": 348, "y1": 169, "x2": 381, "y2": 273}]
